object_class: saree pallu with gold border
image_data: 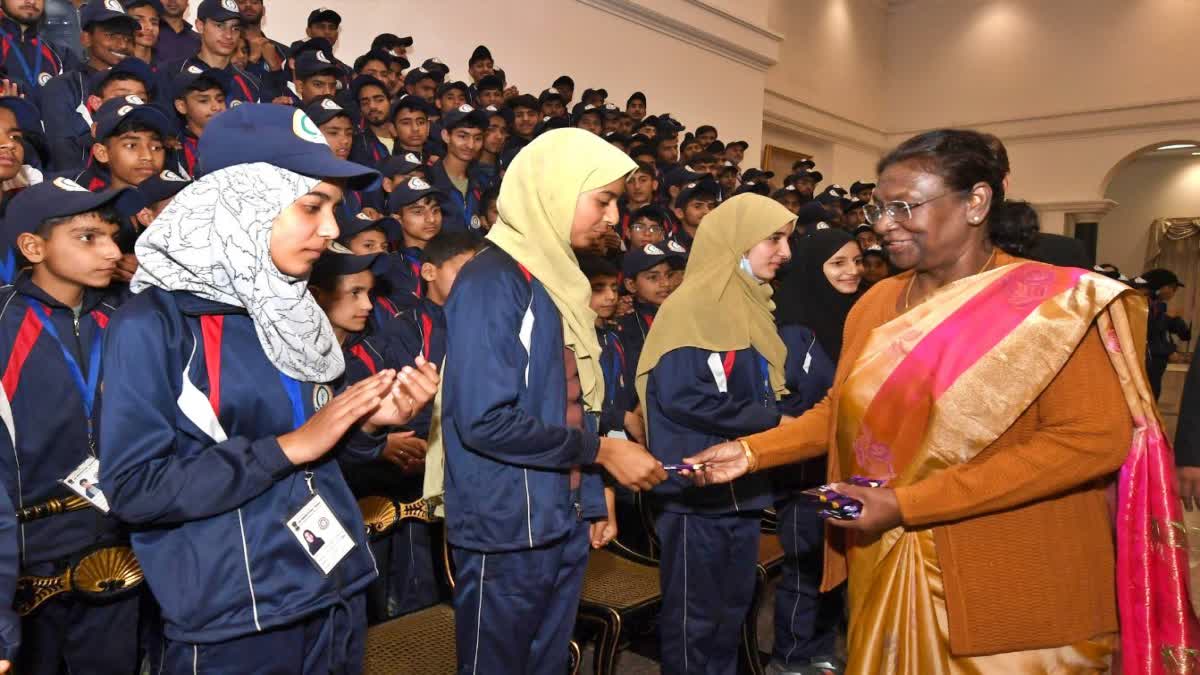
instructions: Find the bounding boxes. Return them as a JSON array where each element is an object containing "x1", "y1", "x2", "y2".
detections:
[{"x1": 834, "y1": 262, "x2": 1200, "y2": 674}]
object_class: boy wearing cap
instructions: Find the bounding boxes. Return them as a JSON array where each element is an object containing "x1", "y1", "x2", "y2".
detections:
[
  {"x1": 172, "y1": 68, "x2": 226, "y2": 176},
  {"x1": 788, "y1": 169, "x2": 821, "y2": 201},
  {"x1": 849, "y1": 180, "x2": 875, "y2": 203},
  {"x1": 670, "y1": 178, "x2": 718, "y2": 250},
  {"x1": 854, "y1": 222, "x2": 880, "y2": 254},
  {"x1": 626, "y1": 92, "x2": 646, "y2": 123},
  {"x1": 76, "y1": 94, "x2": 169, "y2": 192},
  {"x1": 288, "y1": 50, "x2": 340, "y2": 105},
  {"x1": 619, "y1": 243, "x2": 683, "y2": 381},
  {"x1": 628, "y1": 205, "x2": 668, "y2": 251},
  {"x1": 0, "y1": 98, "x2": 46, "y2": 283},
  {"x1": 404, "y1": 68, "x2": 437, "y2": 104},
  {"x1": 477, "y1": 105, "x2": 509, "y2": 183},
  {"x1": 654, "y1": 133, "x2": 679, "y2": 174},
  {"x1": 579, "y1": 255, "x2": 638, "y2": 439},
  {"x1": 619, "y1": 162, "x2": 656, "y2": 235},
  {"x1": 539, "y1": 88, "x2": 566, "y2": 119},
  {"x1": 724, "y1": 140, "x2": 748, "y2": 166},
  {"x1": 551, "y1": 75, "x2": 574, "y2": 105},
  {"x1": 384, "y1": 175, "x2": 445, "y2": 303},
  {"x1": 772, "y1": 186, "x2": 802, "y2": 215},
  {"x1": 0, "y1": 178, "x2": 140, "y2": 675},
  {"x1": 162, "y1": 0, "x2": 260, "y2": 105},
  {"x1": 40, "y1": 56, "x2": 154, "y2": 172},
  {"x1": 474, "y1": 74, "x2": 504, "y2": 108},
  {"x1": 307, "y1": 245, "x2": 433, "y2": 623},
  {"x1": 304, "y1": 97, "x2": 378, "y2": 221},
  {"x1": 861, "y1": 245, "x2": 890, "y2": 287},
  {"x1": 0, "y1": 0, "x2": 68, "y2": 93},
  {"x1": 572, "y1": 103, "x2": 603, "y2": 136},
  {"x1": 506, "y1": 94, "x2": 538, "y2": 151},
  {"x1": 428, "y1": 105, "x2": 490, "y2": 233},
  {"x1": 466, "y1": 45, "x2": 493, "y2": 95}
]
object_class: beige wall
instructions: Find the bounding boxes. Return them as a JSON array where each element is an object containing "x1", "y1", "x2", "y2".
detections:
[
  {"x1": 191, "y1": 0, "x2": 780, "y2": 168},
  {"x1": 883, "y1": 0, "x2": 1200, "y2": 133},
  {"x1": 1098, "y1": 154, "x2": 1200, "y2": 276}
]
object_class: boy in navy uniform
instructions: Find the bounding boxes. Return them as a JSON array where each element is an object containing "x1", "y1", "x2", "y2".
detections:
[
  {"x1": 307, "y1": 247, "x2": 436, "y2": 623},
  {"x1": 0, "y1": 178, "x2": 139, "y2": 675},
  {"x1": 580, "y1": 255, "x2": 637, "y2": 440},
  {"x1": 333, "y1": 210, "x2": 410, "y2": 326},
  {"x1": 465, "y1": 45, "x2": 493, "y2": 103},
  {"x1": 383, "y1": 175, "x2": 445, "y2": 304},
  {"x1": 161, "y1": 0, "x2": 259, "y2": 105},
  {"x1": 539, "y1": 87, "x2": 566, "y2": 120},
  {"x1": 0, "y1": 478, "x2": 17, "y2": 673},
  {"x1": 670, "y1": 177, "x2": 719, "y2": 249},
  {"x1": 75, "y1": 94, "x2": 170, "y2": 192},
  {"x1": 304, "y1": 97, "x2": 380, "y2": 220},
  {"x1": 0, "y1": 0, "x2": 69, "y2": 93},
  {"x1": 390, "y1": 94, "x2": 435, "y2": 164},
  {"x1": 348, "y1": 75, "x2": 394, "y2": 167},
  {"x1": 403, "y1": 67, "x2": 437, "y2": 104},
  {"x1": 41, "y1": 57, "x2": 154, "y2": 173},
  {"x1": 626, "y1": 91, "x2": 646, "y2": 123},
  {"x1": 505, "y1": 93, "x2": 538, "y2": 153},
  {"x1": 171, "y1": 66, "x2": 227, "y2": 176},
  {"x1": 476, "y1": 104, "x2": 509, "y2": 187},
  {"x1": 304, "y1": 7, "x2": 351, "y2": 87},
  {"x1": 428, "y1": 104, "x2": 491, "y2": 233},
  {"x1": 474, "y1": 74, "x2": 504, "y2": 109},
  {"x1": 283, "y1": 49, "x2": 340, "y2": 106},
  {"x1": 618, "y1": 243, "x2": 683, "y2": 377}
]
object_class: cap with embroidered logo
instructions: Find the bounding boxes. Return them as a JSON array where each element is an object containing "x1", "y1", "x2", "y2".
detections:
[
  {"x1": 307, "y1": 7, "x2": 342, "y2": 26},
  {"x1": 442, "y1": 104, "x2": 489, "y2": 131},
  {"x1": 82, "y1": 0, "x2": 138, "y2": 31},
  {"x1": 295, "y1": 50, "x2": 340, "y2": 81},
  {"x1": 377, "y1": 152, "x2": 426, "y2": 180},
  {"x1": 196, "y1": 103, "x2": 378, "y2": 190},
  {"x1": 387, "y1": 175, "x2": 445, "y2": 213},
  {"x1": 4, "y1": 178, "x2": 135, "y2": 240},
  {"x1": 623, "y1": 243, "x2": 683, "y2": 278},
  {"x1": 302, "y1": 96, "x2": 349, "y2": 127},
  {"x1": 335, "y1": 211, "x2": 402, "y2": 245},
  {"x1": 196, "y1": 0, "x2": 241, "y2": 22},
  {"x1": 311, "y1": 243, "x2": 388, "y2": 283},
  {"x1": 135, "y1": 169, "x2": 192, "y2": 206},
  {"x1": 93, "y1": 94, "x2": 171, "y2": 140}
]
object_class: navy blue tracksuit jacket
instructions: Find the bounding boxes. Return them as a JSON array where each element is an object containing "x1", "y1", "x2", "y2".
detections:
[
  {"x1": 99, "y1": 288, "x2": 382, "y2": 644},
  {"x1": 426, "y1": 160, "x2": 493, "y2": 234}
]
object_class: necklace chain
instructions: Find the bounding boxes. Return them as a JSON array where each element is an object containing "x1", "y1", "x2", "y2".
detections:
[{"x1": 904, "y1": 248, "x2": 998, "y2": 310}]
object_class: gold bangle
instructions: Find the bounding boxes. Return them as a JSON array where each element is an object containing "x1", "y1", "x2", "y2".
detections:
[{"x1": 738, "y1": 439, "x2": 759, "y2": 474}]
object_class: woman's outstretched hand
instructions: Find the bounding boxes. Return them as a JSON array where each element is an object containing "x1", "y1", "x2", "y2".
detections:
[
  {"x1": 825, "y1": 483, "x2": 903, "y2": 534},
  {"x1": 681, "y1": 441, "x2": 749, "y2": 486}
]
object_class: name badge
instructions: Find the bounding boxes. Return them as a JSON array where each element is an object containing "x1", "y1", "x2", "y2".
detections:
[
  {"x1": 287, "y1": 494, "x2": 355, "y2": 575},
  {"x1": 61, "y1": 456, "x2": 110, "y2": 513}
]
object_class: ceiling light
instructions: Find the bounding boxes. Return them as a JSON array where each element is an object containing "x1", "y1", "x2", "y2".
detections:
[{"x1": 1157, "y1": 143, "x2": 1197, "y2": 151}]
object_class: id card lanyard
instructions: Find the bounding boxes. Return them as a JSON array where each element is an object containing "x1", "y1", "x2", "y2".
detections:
[{"x1": 32, "y1": 304, "x2": 102, "y2": 454}]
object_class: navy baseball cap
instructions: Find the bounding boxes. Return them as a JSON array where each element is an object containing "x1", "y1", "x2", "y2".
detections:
[
  {"x1": 136, "y1": 169, "x2": 192, "y2": 206},
  {"x1": 476, "y1": 74, "x2": 504, "y2": 93},
  {"x1": 294, "y1": 50, "x2": 340, "y2": 80},
  {"x1": 674, "y1": 177, "x2": 720, "y2": 209},
  {"x1": 663, "y1": 165, "x2": 706, "y2": 189},
  {"x1": 741, "y1": 168, "x2": 774, "y2": 184},
  {"x1": 436, "y1": 80, "x2": 469, "y2": 99},
  {"x1": 534, "y1": 115, "x2": 569, "y2": 136},
  {"x1": 307, "y1": 7, "x2": 342, "y2": 26},
  {"x1": 795, "y1": 201, "x2": 831, "y2": 227},
  {"x1": 171, "y1": 63, "x2": 230, "y2": 100},
  {"x1": 302, "y1": 96, "x2": 350, "y2": 126},
  {"x1": 788, "y1": 169, "x2": 822, "y2": 184},
  {"x1": 734, "y1": 182, "x2": 771, "y2": 197},
  {"x1": 850, "y1": 181, "x2": 876, "y2": 193},
  {"x1": 196, "y1": 0, "x2": 240, "y2": 22},
  {"x1": 627, "y1": 91, "x2": 646, "y2": 105},
  {"x1": 196, "y1": 104, "x2": 379, "y2": 190},
  {"x1": 441, "y1": 104, "x2": 488, "y2": 131},
  {"x1": 862, "y1": 245, "x2": 885, "y2": 260},
  {"x1": 378, "y1": 152, "x2": 426, "y2": 179},
  {"x1": 421, "y1": 58, "x2": 449, "y2": 77},
  {"x1": 81, "y1": 0, "x2": 138, "y2": 31},
  {"x1": 335, "y1": 210, "x2": 401, "y2": 244},
  {"x1": 792, "y1": 158, "x2": 816, "y2": 172},
  {"x1": 88, "y1": 56, "x2": 156, "y2": 98},
  {"x1": 387, "y1": 175, "x2": 444, "y2": 213},
  {"x1": 122, "y1": 0, "x2": 165, "y2": 14},
  {"x1": 539, "y1": 88, "x2": 565, "y2": 105},
  {"x1": 5, "y1": 178, "x2": 134, "y2": 239},
  {"x1": 311, "y1": 245, "x2": 387, "y2": 285},
  {"x1": 403, "y1": 68, "x2": 436, "y2": 88},
  {"x1": 571, "y1": 102, "x2": 603, "y2": 124},
  {"x1": 372, "y1": 33, "x2": 412, "y2": 52},
  {"x1": 288, "y1": 37, "x2": 333, "y2": 60},
  {"x1": 665, "y1": 238, "x2": 689, "y2": 260},
  {"x1": 93, "y1": 94, "x2": 171, "y2": 140},
  {"x1": 390, "y1": 94, "x2": 435, "y2": 119},
  {"x1": 0, "y1": 97, "x2": 43, "y2": 133},
  {"x1": 483, "y1": 105, "x2": 513, "y2": 127},
  {"x1": 622, "y1": 243, "x2": 680, "y2": 278},
  {"x1": 508, "y1": 94, "x2": 538, "y2": 112}
]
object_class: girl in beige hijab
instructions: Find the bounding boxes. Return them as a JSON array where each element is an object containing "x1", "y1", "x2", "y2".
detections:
[
  {"x1": 637, "y1": 193, "x2": 796, "y2": 674},
  {"x1": 438, "y1": 128, "x2": 666, "y2": 675}
]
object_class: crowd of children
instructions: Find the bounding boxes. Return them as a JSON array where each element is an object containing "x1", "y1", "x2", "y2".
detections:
[{"x1": 0, "y1": 2, "x2": 1169, "y2": 675}]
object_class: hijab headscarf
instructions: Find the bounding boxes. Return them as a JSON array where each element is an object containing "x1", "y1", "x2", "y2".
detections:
[
  {"x1": 774, "y1": 227, "x2": 860, "y2": 360},
  {"x1": 132, "y1": 162, "x2": 345, "y2": 382},
  {"x1": 486, "y1": 128, "x2": 636, "y2": 412},
  {"x1": 635, "y1": 194, "x2": 794, "y2": 414}
]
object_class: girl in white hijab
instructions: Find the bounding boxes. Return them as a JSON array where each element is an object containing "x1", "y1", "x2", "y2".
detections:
[{"x1": 98, "y1": 105, "x2": 438, "y2": 673}]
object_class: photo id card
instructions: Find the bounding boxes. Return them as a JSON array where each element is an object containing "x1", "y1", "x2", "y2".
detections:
[
  {"x1": 287, "y1": 495, "x2": 355, "y2": 575},
  {"x1": 61, "y1": 456, "x2": 110, "y2": 513}
]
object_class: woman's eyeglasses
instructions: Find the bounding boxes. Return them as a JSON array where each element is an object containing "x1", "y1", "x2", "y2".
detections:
[{"x1": 863, "y1": 190, "x2": 966, "y2": 225}]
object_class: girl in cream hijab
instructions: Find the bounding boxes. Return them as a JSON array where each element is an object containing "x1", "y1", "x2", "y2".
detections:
[
  {"x1": 637, "y1": 193, "x2": 796, "y2": 675},
  {"x1": 437, "y1": 128, "x2": 667, "y2": 675}
]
